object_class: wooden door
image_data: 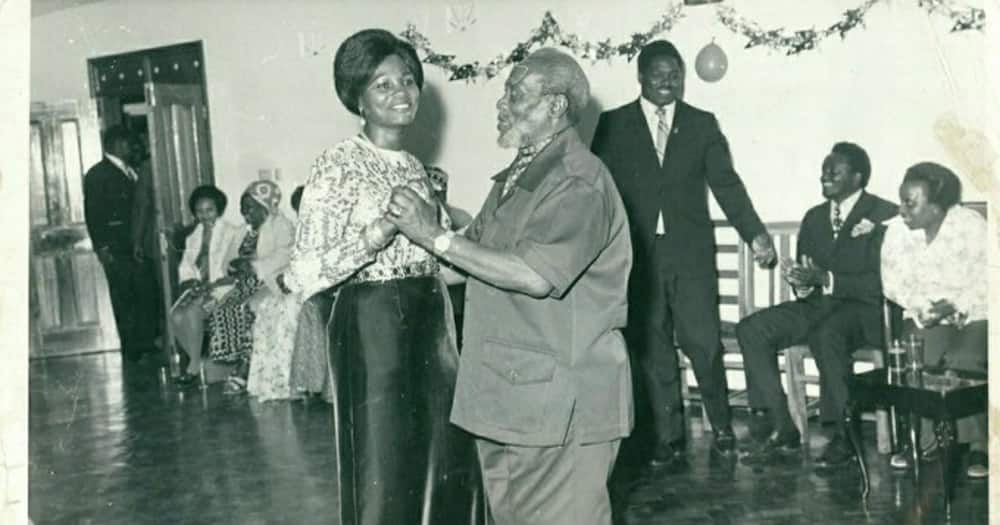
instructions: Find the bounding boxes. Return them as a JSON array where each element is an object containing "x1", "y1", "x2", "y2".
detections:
[
  {"x1": 144, "y1": 82, "x2": 215, "y2": 368},
  {"x1": 29, "y1": 102, "x2": 119, "y2": 357}
]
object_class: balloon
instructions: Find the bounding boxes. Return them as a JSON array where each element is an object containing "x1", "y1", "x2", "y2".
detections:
[{"x1": 695, "y1": 41, "x2": 728, "y2": 82}]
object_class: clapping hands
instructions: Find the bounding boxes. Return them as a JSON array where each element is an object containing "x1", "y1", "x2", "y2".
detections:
[{"x1": 782, "y1": 255, "x2": 828, "y2": 288}]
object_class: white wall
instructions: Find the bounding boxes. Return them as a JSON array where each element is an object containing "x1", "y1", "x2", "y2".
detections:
[
  {"x1": 3, "y1": 0, "x2": 31, "y2": 522},
  {"x1": 31, "y1": 0, "x2": 993, "y2": 223}
]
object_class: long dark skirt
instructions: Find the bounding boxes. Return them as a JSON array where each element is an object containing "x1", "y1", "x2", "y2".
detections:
[{"x1": 329, "y1": 276, "x2": 484, "y2": 525}]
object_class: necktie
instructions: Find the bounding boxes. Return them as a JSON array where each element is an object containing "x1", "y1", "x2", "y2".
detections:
[
  {"x1": 832, "y1": 202, "x2": 843, "y2": 238},
  {"x1": 655, "y1": 106, "x2": 670, "y2": 165},
  {"x1": 195, "y1": 224, "x2": 212, "y2": 281}
]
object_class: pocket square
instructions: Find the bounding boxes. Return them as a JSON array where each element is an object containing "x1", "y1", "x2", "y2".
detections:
[{"x1": 851, "y1": 218, "x2": 876, "y2": 237}]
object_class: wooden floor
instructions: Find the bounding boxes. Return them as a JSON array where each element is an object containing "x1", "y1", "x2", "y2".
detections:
[{"x1": 30, "y1": 352, "x2": 988, "y2": 524}]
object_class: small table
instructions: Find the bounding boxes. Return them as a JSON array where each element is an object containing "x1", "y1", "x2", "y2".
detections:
[{"x1": 845, "y1": 367, "x2": 987, "y2": 520}]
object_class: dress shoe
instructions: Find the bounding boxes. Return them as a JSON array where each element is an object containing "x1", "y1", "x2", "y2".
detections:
[
  {"x1": 713, "y1": 429, "x2": 737, "y2": 455},
  {"x1": 740, "y1": 429, "x2": 801, "y2": 466},
  {"x1": 747, "y1": 409, "x2": 773, "y2": 443},
  {"x1": 967, "y1": 450, "x2": 988, "y2": 479},
  {"x1": 648, "y1": 441, "x2": 685, "y2": 469},
  {"x1": 174, "y1": 373, "x2": 199, "y2": 387},
  {"x1": 814, "y1": 433, "x2": 856, "y2": 469},
  {"x1": 889, "y1": 439, "x2": 939, "y2": 469}
]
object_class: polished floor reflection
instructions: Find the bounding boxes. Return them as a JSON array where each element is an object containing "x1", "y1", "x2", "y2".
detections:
[{"x1": 30, "y1": 353, "x2": 988, "y2": 524}]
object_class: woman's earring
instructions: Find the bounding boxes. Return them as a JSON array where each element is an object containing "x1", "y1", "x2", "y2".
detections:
[{"x1": 359, "y1": 106, "x2": 366, "y2": 127}]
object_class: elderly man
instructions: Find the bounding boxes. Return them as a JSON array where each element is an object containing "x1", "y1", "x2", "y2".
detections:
[{"x1": 387, "y1": 48, "x2": 633, "y2": 524}]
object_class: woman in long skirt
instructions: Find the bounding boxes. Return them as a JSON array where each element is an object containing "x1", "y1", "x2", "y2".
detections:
[{"x1": 276, "y1": 29, "x2": 483, "y2": 525}]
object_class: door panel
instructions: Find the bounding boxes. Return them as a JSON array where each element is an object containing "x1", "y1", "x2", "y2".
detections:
[
  {"x1": 29, "y1": 102, "x2": 118, "y2": 358},
  {"x1": 144, "y1": 83, "x2": 214, "y2": 367}
]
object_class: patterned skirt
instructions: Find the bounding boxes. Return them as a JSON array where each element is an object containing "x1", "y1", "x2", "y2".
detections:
[{"x1": 207, "y1": 276, "x2": 262, "y2": 363}]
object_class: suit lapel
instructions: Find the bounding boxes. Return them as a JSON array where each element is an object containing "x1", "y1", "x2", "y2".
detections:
[
  {"x1": 103, "y1": 157, "x2": 134, "y2": 185},
  {"x1": 627, "y1": 100, "x2": 660, "y2": 170},
  {"x1": 660, "y1": 102, "x2": 691, "y2": 175}
]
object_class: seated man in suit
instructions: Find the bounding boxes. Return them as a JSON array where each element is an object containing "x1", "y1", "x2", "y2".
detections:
[{"x1": 736, "y1": 142, "x2": 897, "y2": 467}]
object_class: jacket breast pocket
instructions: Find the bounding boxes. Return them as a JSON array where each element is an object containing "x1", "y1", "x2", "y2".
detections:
[{"x1": 471, "y1": 339, "x2": 558, "y2": 432}]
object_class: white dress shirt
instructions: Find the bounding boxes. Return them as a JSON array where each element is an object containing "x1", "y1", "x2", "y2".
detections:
[
  {"x1": 639, "y1": 97, "x2": 675, "y2": 235},
  {"x1": 105, "y1": 153, "x2": 137, "y2": 181},
  {"x1": 830, "y1": 189, "x2": 862, "y2": 235}
]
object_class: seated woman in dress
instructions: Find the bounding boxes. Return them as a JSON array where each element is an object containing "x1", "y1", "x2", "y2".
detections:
[
  {"x1": 881, "y1": 162, "x2": 988, "y2": 478},
  {"x1": 171, "y1": 185, "x2": 242, "y2": 385},
  {"x1": 207, "y1": 180, "x2": 295, "y2": 394},
  {"x1": 247, "y1": 185, "x2": 309, "y2": 402},
  {"x1": 276, "y1": 29, "x2": 482, "y2": 524}
]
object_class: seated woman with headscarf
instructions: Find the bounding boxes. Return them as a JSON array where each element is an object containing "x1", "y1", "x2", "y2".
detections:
[
  {"x1": 881, "y1": 162, "x2": 988, "y2": 478},
  {"x1": 171, "y1": 185, "x2": 242, "y2": 385},
  {"x1": 247, "y1": 185, "x2": 312, "y2": 402},
  {"x1": 207, "y1": 180, "x2": 295, "y2": 394}
]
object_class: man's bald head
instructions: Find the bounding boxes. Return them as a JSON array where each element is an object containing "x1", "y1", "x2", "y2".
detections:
[{"x1": 516, "y1": 48, "x2": 590, "y2": 123}]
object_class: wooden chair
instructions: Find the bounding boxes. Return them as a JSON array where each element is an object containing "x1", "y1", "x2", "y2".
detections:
[{"x1": 680, "y1": 221, "x2": 891, "y2": 453}]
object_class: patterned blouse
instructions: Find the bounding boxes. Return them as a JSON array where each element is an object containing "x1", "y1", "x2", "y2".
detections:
[
  {"x1": 284, "y1": 135, "x2": 443, "y2": 300},
  {"x1": 881, "y1": 205, "x2": 987, "y2": 324}
]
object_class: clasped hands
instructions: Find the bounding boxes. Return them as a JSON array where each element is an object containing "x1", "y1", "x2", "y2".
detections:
[
  {"x1": 228, "y1": 257, "x2": 254, "y2": 277},
  {"x1": 181, "y1": 276, "x2": 235, "y2": 296},
  {"x1": 917, "y1": 299, "x2": 961, "y2": 327},
  {"x1": 383, "y1": 179, "x2": 442, "y2": 248}
]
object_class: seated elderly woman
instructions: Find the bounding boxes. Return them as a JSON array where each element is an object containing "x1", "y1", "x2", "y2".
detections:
[
  {"x1": 171, "y1": 185, "x2": 242, "y2": 385},
  {"x1": 880, "y1": 162, "x2": 987, "y2": 478},
  {"x1": 207, "y1": 180, "x2": 295, "y2": 394},
  {"x1": 247, "y1": 184, "x2": 310, "y2": 402}
]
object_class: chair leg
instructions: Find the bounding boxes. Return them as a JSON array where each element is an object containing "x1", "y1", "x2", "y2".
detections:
[
  {"x1": 701, "y1": 401, "x2": 712, "y2": 434},
  {"x1": 678, "y1": 350, "x2": 695, "y2": 437},
  {"x1": 784, "y1": 345, "x2": 809, "y2": 444},
  {"x1": 870, "y1": 352, "x2": 891, "y2": 454}
]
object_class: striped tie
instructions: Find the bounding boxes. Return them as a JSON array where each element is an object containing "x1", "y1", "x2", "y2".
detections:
[
  {"x1": 655, "y1": 106, "x2": 670, "y2": 165},
  {"x1": 832, "y1": 202, "x2": 843, "y2": 238}
]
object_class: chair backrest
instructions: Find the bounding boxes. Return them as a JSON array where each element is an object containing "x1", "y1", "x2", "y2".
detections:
[
  {"x1": 713, "y1": 221, "x2": 798, "y2": 330},
  {"x1": 713, "y1": 221, "x2": 742, "y2": 330},
  {"x1": 963, "y1": 200, "x2": 987, "y2": 218}
]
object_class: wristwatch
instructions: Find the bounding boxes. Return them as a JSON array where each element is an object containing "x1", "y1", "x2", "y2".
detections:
[{"x1": 432, "y1": 230, "x2": 456, "y2": 255}]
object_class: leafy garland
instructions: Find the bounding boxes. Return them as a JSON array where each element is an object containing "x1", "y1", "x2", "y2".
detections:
[
  {"x1": 399, "y1": 0, "x2": 985, "y2": 82},
  {"x1": 400, "y1": 4, "x2": 685, "y2": 82}
]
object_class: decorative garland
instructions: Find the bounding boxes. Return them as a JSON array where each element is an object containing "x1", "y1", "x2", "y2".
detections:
[
  {"x1": 401, "y1": 4, "x2": 685, "y2": 82},
  {"x1": 917, "y1": 0, "x2": 986, "y2": 32},
  {"x1": 716, "y1": 0, "x2": 879, "y2": 55},
  {"x1": 399, "y1": 0, "x2": 985, "y2": 82}
]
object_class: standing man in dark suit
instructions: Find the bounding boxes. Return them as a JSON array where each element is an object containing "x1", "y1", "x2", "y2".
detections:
[
  {"x1": 591, "y1": 40, "x2": 776, "y2": 465},
  {"x1": 84, "y1": 126, "x2": 159, "y2": 362},
  {"x1": 736, "y1": 142, "x2": 897, "y2": 467}
]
